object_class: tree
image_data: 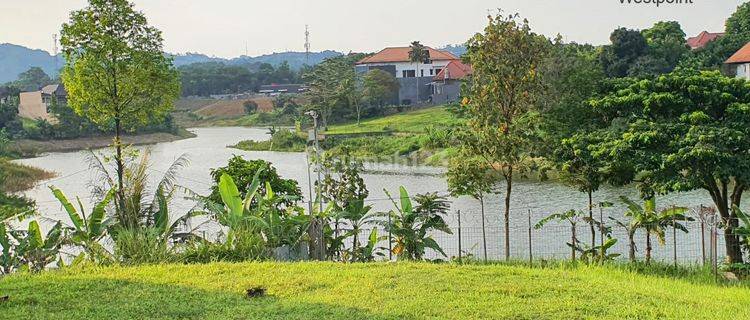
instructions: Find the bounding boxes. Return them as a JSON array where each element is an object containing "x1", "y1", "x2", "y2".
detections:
[
  {"x1": 362, "y1": 69, "x2": 399, "y2": 114},
  {"x1": 694, "y1": 3, "x2": 750, "y2": 69},
  {"x1": 12, "y1": 67, "x2": 53, "y2": 91},
  {"x1": 536, "y1": 209, "x2": 586, "y2": 261},
  {"x1": 461, "y1": 13, "x2": 549, "y2": 261},
  {"x1": 600, "y1": 28, "x2": 648, "y2": 78},
  {"x1": 408, "y1": 41, "x2": 430, "y2": 103},
  {"x1": 618, "y1": 197, "x2": 691, "y2": 264},
  {"x1": 725, "y1": 2, "x2": 750, "y2": 36},
  {"x1": 209, "y1": 155, "x2": 301, "y2": 207},
  {"x1": 303, "y1": 54, "x2": 366, "y2": 126},
  {"x1": 447, "y1": 157, "x2": 495, "y2": 261},
  {"x1": 60, "y1": 0, "x2": 180, "y2": 221},
  {"x1": 590, "y1": 71, "x2": 750, "y2": 263},
  {"x1": 243, "y1": 100, "x2": 258, "y2": 114},
  {"x1": 640, "y1": 21, "x2": 689, "y2": 74}
]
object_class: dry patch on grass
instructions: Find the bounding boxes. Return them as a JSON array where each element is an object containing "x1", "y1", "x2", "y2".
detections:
[{"x1": 194, "y1": 97, "x2": 274, "y2": 119}]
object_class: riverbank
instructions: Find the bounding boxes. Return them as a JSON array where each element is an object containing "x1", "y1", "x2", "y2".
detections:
[
  {"x1": 7, "y1": 128, "x2": 196, "y2": 157},
  {"x1": 231, "y1": 106, "x2": 459, "y2": 166},
  {"x1": 1, "y1": 261, "x2": 747, "y2": 319}
]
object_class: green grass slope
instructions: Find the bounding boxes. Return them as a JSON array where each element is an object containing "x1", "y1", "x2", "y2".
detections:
[
  {"x1": 1, "y1": 262, "x2": 748, "y2": 319},
  {"x1": 326, "y1": 106, "x2": 459, "y2": 135}
]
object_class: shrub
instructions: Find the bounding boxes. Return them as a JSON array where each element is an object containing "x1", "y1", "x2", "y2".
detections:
[{"x1": 113, "y1": 228, "x2": 178, "y2": 265}]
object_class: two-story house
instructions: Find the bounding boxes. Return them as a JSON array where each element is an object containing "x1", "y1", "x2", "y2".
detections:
[
  {"x1": 18, "y1": 84, "x2": 67, "y2": 122},
  {"x1": 355, "y1": 46, "x2": 460, "y2": 105},
  {"x1": 725, "y1": 42, "x2": 750, "y2": 80}
]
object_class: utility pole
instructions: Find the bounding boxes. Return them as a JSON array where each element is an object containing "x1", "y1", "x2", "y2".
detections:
[
  {"x1": 304, "y1": 25, "x2": 311, "y2": 64},
  {"x1": 306, "y1": 110, "x2": 324, "y2": 260},
  {"x1": 52, "y1": 34, "x2": 59, "y2": 71}
]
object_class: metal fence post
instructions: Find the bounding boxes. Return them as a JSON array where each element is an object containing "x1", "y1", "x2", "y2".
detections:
[
  {"x1": 457, "y1": 210, "x2": 462, "y2": 263},
  {"x1": 672, "y1": 207, "x2": 677, "y2": 267},
  {"x1": 528, "y1": 209, "x2": 533, "y2": 266},
  {"x1": 700, "y1": 205, "x2": 706, "y2": 265}
]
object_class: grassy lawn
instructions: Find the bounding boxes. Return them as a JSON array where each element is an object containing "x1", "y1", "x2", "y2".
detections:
[
  {"x1": 1, "y1": 262, "x2": 748, "y2": 319},
  {"x1": 325, "y1": 106, "x2": 459, "y2": 135}
]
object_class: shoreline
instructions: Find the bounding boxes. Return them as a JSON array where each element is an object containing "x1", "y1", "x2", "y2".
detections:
[{"x1": 8, "y1": 128, "x2": 197, "y2": 157}]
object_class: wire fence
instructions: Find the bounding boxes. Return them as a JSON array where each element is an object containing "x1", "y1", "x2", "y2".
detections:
[{"x1": 326, "y1": 205, "x2": 738, "y2": 270}]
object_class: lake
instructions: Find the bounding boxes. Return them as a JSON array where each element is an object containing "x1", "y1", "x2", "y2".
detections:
[{"x1": 17, "y1": 127, "x2": 726, "y2": 263}]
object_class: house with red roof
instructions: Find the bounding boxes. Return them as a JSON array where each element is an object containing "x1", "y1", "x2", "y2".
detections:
[
  {"x1": 431, "y1": 60, "x2": 472, "y2": 104},
  {"x1": 355, "y1": 46, "x2": 467, "y2": 105},
  {"x1": 687, "y1": 31, "x2": 724, "y2": 50},
  {"x1": 725, "y1": 42, "x2": 750, "y2": 80}
]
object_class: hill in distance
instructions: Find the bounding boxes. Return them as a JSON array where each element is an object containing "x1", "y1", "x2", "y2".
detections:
[{"x1": 0, "y1": 43, "x2": 342, "y2": 83}]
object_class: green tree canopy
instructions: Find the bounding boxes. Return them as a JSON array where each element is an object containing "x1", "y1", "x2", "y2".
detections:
[
  {"x1": 600, "y1": 28, "x2": 648, "y2": 78},
  {"x1": 60, "y1": 0, "x2": 180, "y2": 220},
  {"x1": 589, "y1": 70, "x2": 750, "y2": 263}
]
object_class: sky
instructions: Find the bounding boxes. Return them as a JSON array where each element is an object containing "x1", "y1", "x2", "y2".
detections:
[{"x1": 0, "y1": 0, "x2": 745, "y2": 58}]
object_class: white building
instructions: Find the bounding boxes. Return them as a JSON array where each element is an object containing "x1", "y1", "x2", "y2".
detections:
[
  {"x1": 725, "y1": 42, "x2": 750, "y2": 80},
  {"x1": 355, "y1": 47, "x2": 460, "y2": 105}
]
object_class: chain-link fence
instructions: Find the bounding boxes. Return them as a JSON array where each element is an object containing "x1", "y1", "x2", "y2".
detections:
[{"x1": 329, "y1": 205, "x2": 742, "y2": 269}]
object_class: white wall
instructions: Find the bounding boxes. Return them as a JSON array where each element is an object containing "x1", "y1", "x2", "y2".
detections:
[
  {"x1": 361, "y1": 60, "x2": 453, "y2": 78},
  {"x1": 736, "y1": 63, "x2": 750, "y2": 80}
]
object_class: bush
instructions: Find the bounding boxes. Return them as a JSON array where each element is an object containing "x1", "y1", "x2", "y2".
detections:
[
  {"x1": 181, "y1": 232, "x2": 268, "y2": 263},
  {"x1": 244, "y1": 100, "x2": 258, "y2": 114},
  {"x1": 208, "y1": 155, "x2": 301, "y2": 205},
  {"x1": 232, "y1": 129, "x2": 306, "y2": 152},
  {"x1": 114, "y1": 228, "x2": 178, "y2": 265}
]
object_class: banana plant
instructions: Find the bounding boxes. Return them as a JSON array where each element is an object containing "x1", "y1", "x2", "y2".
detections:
[
  {"x1": 12, "y1": 220, "x2": 64, "y2": 273},
  {"x1": 380, "y1": 186, "x2": 452, "y2": 261},
  {"x1": 349, "y1": 229, "x2": 384, "y2": 262},
  {"x1": 205, "y1": 171, "x2": 309, "y2": 255},
  {"x1": 50, "y1": 187, "x2": 115, "y2": 262},
  {"x1": 732, "y1": 206, "x2": 750, "y2": 254},
  {"x1": 0, "y1": 223, "x2": 18, "y2": 274},
  {"x1": 333, "y1": 199, "x2": 379, "y2": 261},
  {"x1": 617, "y1": 196, "x2": 691, "y2": 264},
  {"x1": 574, "y1": 238, "x2": 621, "y2": 264},
  {"x1": 536, "y1": 209, "x2": 586, "y2": 261}
]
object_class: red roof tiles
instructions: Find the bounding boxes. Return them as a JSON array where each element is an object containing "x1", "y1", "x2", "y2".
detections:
[
  {"x1": 687, "y1": 31, "x2": 724, "y2": 50},
  {"x1": 434, "y1": 60, "x2": 471, "y2": 81},
  {"x1": 726, "y1": 42, "x2": 750, "y2": 64},
  {"x1": 357, "y1": 47, "x2": 459, "y2": 64}
]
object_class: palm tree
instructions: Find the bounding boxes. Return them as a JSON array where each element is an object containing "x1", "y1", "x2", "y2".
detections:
[
  {"x1": 408, "y1": 41, "x2": 430, "y2": 103},
  {"x1": 536, "y1": 209, "x2": 586, "y2": 261}
]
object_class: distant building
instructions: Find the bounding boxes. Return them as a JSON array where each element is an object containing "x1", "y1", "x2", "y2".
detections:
[
  {"x1": 431, "y1": 60, "x2": 472, "y2": 105},
  {"x1": 0, "y1": 86, "x2": 9, "y2": 104},
  {"x1": 258, "y1": 84, "x2": 307, "y2": 96},
  {"x1": 687, "y1": 31, "x2": 724, "y2": 50},
  {"x1": 725, "y1": 42, "x2": 750, "y2": 80},
  {"x1": 18, "y1": 84, "x2": 66, "y2": 122},
  {"x1": 355, "y1": 46, "x2": 461, "y2": 105}
]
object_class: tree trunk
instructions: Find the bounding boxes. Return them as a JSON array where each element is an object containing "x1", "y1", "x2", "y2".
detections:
[
  {"x1": 504, "y1": 167, "x2": 513, "y2": 261},
  {"x1": 352, "y1": 226, "x2": 359, "y2": 262},
  {"x1": 588, "y1": 190, "x2": 595, "y2": 248},
  {"x1": 706, "y1": 181, "x2": 745, "y2": 264},
  {"x1": 571, "y1": 223, "x2": 577, "y2": 261},
  {"x1": 114, "y1": 117, "x2": 127, "y2": 228},
  {"x1": 645, "y1": 232, "x2": 652, "y2": 264},
  {"x1": 628, "y1": 230, "x2": 636, "y2": 263}
]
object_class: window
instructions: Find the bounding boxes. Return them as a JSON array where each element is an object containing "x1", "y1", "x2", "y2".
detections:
[
  {"x1": 421, "y1": 69, "x2": 424, "y2": 77},
  {"x1": 429, "y1": 69, "x2": 434, "y2": 75},
  {"x1": 402, "y1": 70, "x2": 416, "y2": 78},
  {"x1": 434, "y1": 68, "x2": 442, "y2": 75}
]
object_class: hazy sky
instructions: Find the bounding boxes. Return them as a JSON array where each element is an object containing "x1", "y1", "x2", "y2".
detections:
[{"x1": 0, "y1": 0, "x2": 745, "y2": 58}]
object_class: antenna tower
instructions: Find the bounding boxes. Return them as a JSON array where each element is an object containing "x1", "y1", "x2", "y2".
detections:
[
  {"x1": 304, "y1": 25, "x2": 311, "y2": 62},
  {"x1": 52, "y1": 34, "x2": 59, "y2": 69}
]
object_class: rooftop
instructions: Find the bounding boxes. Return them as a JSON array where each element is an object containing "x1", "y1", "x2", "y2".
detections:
[
  {"x1": 434, "y1": 60, "x2": 471, "y2": 81},
  {"x1": 357, "y1": 47, "x2": 459, "y2": 64},
  {"x1": 687, "y1": 31, "x2": 724, "y2": 50},
  {"x1": 725, "y1": 42, "x2": 750, "y2": 64}
]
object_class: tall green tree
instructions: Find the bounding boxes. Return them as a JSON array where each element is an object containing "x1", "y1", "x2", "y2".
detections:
[
  {"x1": 447, "y1": 156, "x2": 496, "y2": 261},
  {"x1": 590, "y1": 71, "x2": 750, "y2": 263},
  {"x1": 60, "y1": 0, "x2": 180, "y2": 220},
  {"x1": 635, "y1": 21, "x2": 689, "y2": 77},
  {"x1": 362, "y1": 69, "x2": 399, "y2": 111},
  {"x1": 408, "y1": 41, "x2": 429, "y2": 103},
  {"x1": 599, "y1": 28, "x2": 648, "y2": 78},
  {"x1": 12, "y1": 67, "x2": 53, "y2": 91},
  {"x1": 461, "y1": 13, "x2": 549, "y2": 260}
]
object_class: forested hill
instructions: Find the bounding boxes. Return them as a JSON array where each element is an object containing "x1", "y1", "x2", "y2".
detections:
[
  {"x1": 0, "y1": 43, "x2": 342, "y2": 83},
  {"x1": 0, "y1": 43, "x2": 61, "y2": 83}
]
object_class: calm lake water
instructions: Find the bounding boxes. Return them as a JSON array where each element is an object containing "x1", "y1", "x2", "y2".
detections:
[{"x1": 16, "y1": 127, "x2": 727, "y2": 263}]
